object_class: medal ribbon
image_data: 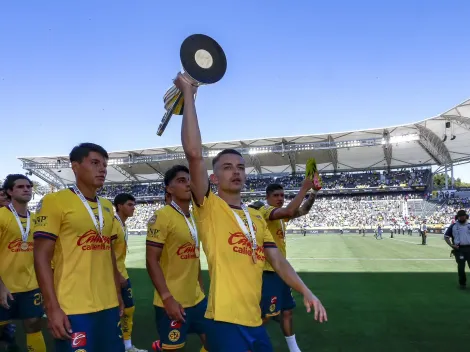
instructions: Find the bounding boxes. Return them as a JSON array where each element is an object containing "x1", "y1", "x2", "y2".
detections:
[
  {"x1": 171, "y1": 201, "x2": 199, "y2": 248},
  {"x1": 232, "y1": 204, "x2": 257, "y2": 251},
  {"x1": 280, "y1": 219, "x2": 285, "y2": 238},
  {"x1": 8, "y1": 204, "x2": 30, "y2": 242},
  {"x1": 72, "y1": 185, "x2": 103, "y2": 236},
  {"x1": 114, "y1": 214, "x2": 128, "y2": 243}
]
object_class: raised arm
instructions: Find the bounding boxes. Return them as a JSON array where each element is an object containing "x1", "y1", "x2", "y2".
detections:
[
  {"x1": 175, "y1": 74, "x2": 209, "y2": 205},
  {"x1": 269, "y1": 179, "x2": 314, "y2": 220},
  {"x1": 291, "y1": 191, "x2": 317, "y2": 219}
]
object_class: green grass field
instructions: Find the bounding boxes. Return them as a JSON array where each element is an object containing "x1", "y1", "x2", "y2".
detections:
[{"x1": 13, "y1": 233, "x2": 470, "y2": 351}]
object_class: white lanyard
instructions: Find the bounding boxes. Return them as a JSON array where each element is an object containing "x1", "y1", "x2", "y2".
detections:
[
  {"x1": 72, "y1": 185, "x2": 103, "y2": 236},
  {"x1": 232, "y1": 204, "x2": 257, "y2": 252},
  {"x1": 279, "y1": 219, "x2": 286, "y2": 238},
  {"x1": 8, "y1": 204, "x2": 30, "y2": 243},
  {"x1": 114, "y1": 214, "x2": 128, "y2": 243},
  {"x1": 171, "y1": 201, "x2": 198, "y2": 248}
]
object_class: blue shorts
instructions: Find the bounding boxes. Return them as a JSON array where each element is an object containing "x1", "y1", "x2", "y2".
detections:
[
  {"x1": 55, "y1": 307, "x2": 124, "y2": 352},
  {"x1": 261, "y1": 271, "x2": 296, "y2": 318},
  {"x1": 0, "y1": 288, "x2": 44, "y2": 322},
  {"x1": 206, "y1": 320, "x2": 273, "y2": 352},
  {"x1": 154, "y1": 297, "x2": 208, "y2": 350},
  {"x1": 121, "y1": 279, "x2": 135, "y2": 309}
]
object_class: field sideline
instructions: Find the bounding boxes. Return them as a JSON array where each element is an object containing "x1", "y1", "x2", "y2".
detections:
[{"x1": 15, "y1": 233, "x2": 470, "y2": 351}]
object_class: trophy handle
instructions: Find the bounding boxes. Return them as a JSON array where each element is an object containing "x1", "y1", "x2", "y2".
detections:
[{"x1": 157, "y1": 91, "x2": 183, "y2": 136}]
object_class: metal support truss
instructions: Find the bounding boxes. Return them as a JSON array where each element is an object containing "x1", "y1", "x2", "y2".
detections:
[
  {"x1": 240, "y1": 142, "x2": 262, "y2": 174},
  {"x1": 286, "y1": 152, "x2": 296, "y2": 174},
  {"x1": 382, "y1": 129, "x2": 392, "y2": 170},
  {"x1": 415, "y1": 124, "x2": 452, "y2": 166},
  {"x1": 440, "y1": 99, "x2": 470, "y2": 131},
  {"x1": 113, "y1": 165, "x2": 139, "y2": 182},
  {"x1": 442, "y1": 115, "x2": 470, "y2": 131},
  {"x1": 327, "y1": 135, "x2": 338, "y2": 173},
  {"x1": 27, "y1": 168, "x2": 66, "y2": 189}
]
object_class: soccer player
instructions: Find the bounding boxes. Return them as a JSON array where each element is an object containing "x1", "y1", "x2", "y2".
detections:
[
  {"x1": 113, "y1": 193, "x2": 146, "y2": 352},
  {"x1": 0, "y1": 175, "x2": 46, "y2": 352},
  {"x1": 33, "y1": 143, "x2": 125, "y2": 352},
  {"x1": 146, "y1": 165, "x2": 208, "y2": 352},
  {"x1": 0, "y1": 186, "x2": 18, "y2": 351},
  {"x1": 0, "y1": 187, "x2": 9, "y2": 207},
  {"x1": 175, "y1": 73, "x2": 327, "y2": 351},
  {"x1": 258, "y1": 182, "x2": 318, "y2": 352}
]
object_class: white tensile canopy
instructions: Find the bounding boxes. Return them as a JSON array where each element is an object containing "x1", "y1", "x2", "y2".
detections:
[{"x1": 19, "y1": 99, "x2": 470, "y2": 188}]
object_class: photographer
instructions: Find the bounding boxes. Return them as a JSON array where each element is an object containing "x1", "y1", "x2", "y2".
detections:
[{"x1": 444, "y1": 210, "x2": 470, "y2": 289}]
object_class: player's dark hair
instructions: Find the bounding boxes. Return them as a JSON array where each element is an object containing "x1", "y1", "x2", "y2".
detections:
[
  {"x1": 69, "y1": 143, "x2": 109, "y2": 163},
  {"x1": 113, "y1": 193, "x2": 136, "y2": 212},
  {"x1": 212, "y1": 149, "x2": 243, "y2": 168},
  {"x1": 2, "y1": 174, "x2": 33, "y2": 200},
  {"x1": 164, "y1": 165, "x2": 190, "y2": 187},
  {"x1": 266, "y1": 183, "x2": 284, "y2": 196}
]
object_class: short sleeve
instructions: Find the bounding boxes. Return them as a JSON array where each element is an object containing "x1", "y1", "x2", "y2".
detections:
[
  {"x1": 261, "y1": 219, "x2": 276, "y2": 249},
  {"x1": 33, "y1": 194, "x2": 61, "y2": 241},
  {"x1": 111, "y1": 217, "x2": 121, "y2": 242},
  {"x1": 192, "y1": 190, "x2": 217, "y2": 221},
  {"x1": 444, "y1": 225, "x2": 453, "y2": 238},
  {"x1": 146, "y1": 210, "x2": 169, "y2": 248},
  {"x1": 258, "y1": 205, "x2": 272, "y2": 221},
  {"x1": 0, "y1": 210, "x2": 7, "y2": 240},
  {"x1": 259, "y1": 205, "x2": 289, "y2": 223}
]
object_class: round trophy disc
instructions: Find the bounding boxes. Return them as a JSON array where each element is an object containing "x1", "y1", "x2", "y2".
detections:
[{"x1": 180, "y1": 34, "x2": 227, "y2": 85}]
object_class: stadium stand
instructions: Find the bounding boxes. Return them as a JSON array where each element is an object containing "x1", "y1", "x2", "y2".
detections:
[{"x1": 18, "y1": 98, "x2": 470, "y2": 235}]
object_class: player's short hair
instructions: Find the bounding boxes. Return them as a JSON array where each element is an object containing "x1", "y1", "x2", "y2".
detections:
[
  {"x1": 212, "y1": 149, "x2": 243, "y2": 168},
  {"x1": 113, "y1": 193, "x2": 136, "y2": 212},
  {"x1": 266, "y1": 183, "x2": 284, "y2": 196},
  {"x1": 2, "y1": 174, "x2": 33, "y2": 199},
  {"x1": 164, "y1": 165, "x2": 190, "y2": 187},
  {"x1": 69, "y1": 143, "x2": 109, "y2": 163}
]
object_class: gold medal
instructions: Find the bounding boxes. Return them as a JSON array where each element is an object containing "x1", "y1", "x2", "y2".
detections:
[
  {"x1": 252, "y1": 251, "x2": 257, "y2": 264},
  {"x1": 195, "y1": 247, "x2": 200, "y2": 258},
  {"x1": 21, "y1": 242, "x2": 29, "y2": 251}
]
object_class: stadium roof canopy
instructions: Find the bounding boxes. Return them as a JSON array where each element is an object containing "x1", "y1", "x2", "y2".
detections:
[{"x1": 19, "y1": 98, "x2": 470, "y2": 188}]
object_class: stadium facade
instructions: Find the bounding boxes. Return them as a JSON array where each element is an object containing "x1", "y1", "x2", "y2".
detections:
[{"x1": 19, "y1": 98, "x2": 470, "y2": 193}]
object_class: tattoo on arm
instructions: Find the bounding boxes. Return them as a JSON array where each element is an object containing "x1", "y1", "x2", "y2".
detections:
[{"x1": 293, "y1": 193, "x2": 316, "y2": 219}]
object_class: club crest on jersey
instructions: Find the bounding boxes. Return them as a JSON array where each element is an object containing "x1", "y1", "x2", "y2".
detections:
[
  {"x1": 168, "y1": 329, "x2": 180, "y2": 343},
  {"x1": 148, "y1": 214, "x2": 157, "y2": 224}
]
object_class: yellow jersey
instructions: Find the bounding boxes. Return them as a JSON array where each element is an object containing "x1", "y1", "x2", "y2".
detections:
[
  {"x1": 33, "y1": 188, "x2": 119, "y2": 315},
  {"x1": 146, "y1": 204, "x2": 204, "y2": 308},
  {"x1": 112, "y1": 215, "x2": 129, "y2": 280},
  {"x1": 193, "y1": 191, "x2": 276, "y2": 327},
  {"x1": 0, "y1": 206, "x2": 38, "y2": 293},
  {"x1": 259, "y1": 205, "x2": 288, "y2": 272}
]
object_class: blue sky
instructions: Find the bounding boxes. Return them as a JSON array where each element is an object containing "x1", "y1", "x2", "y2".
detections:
[{"x1": 1, "y1": 0, "x2": 469, "y2": 181}]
